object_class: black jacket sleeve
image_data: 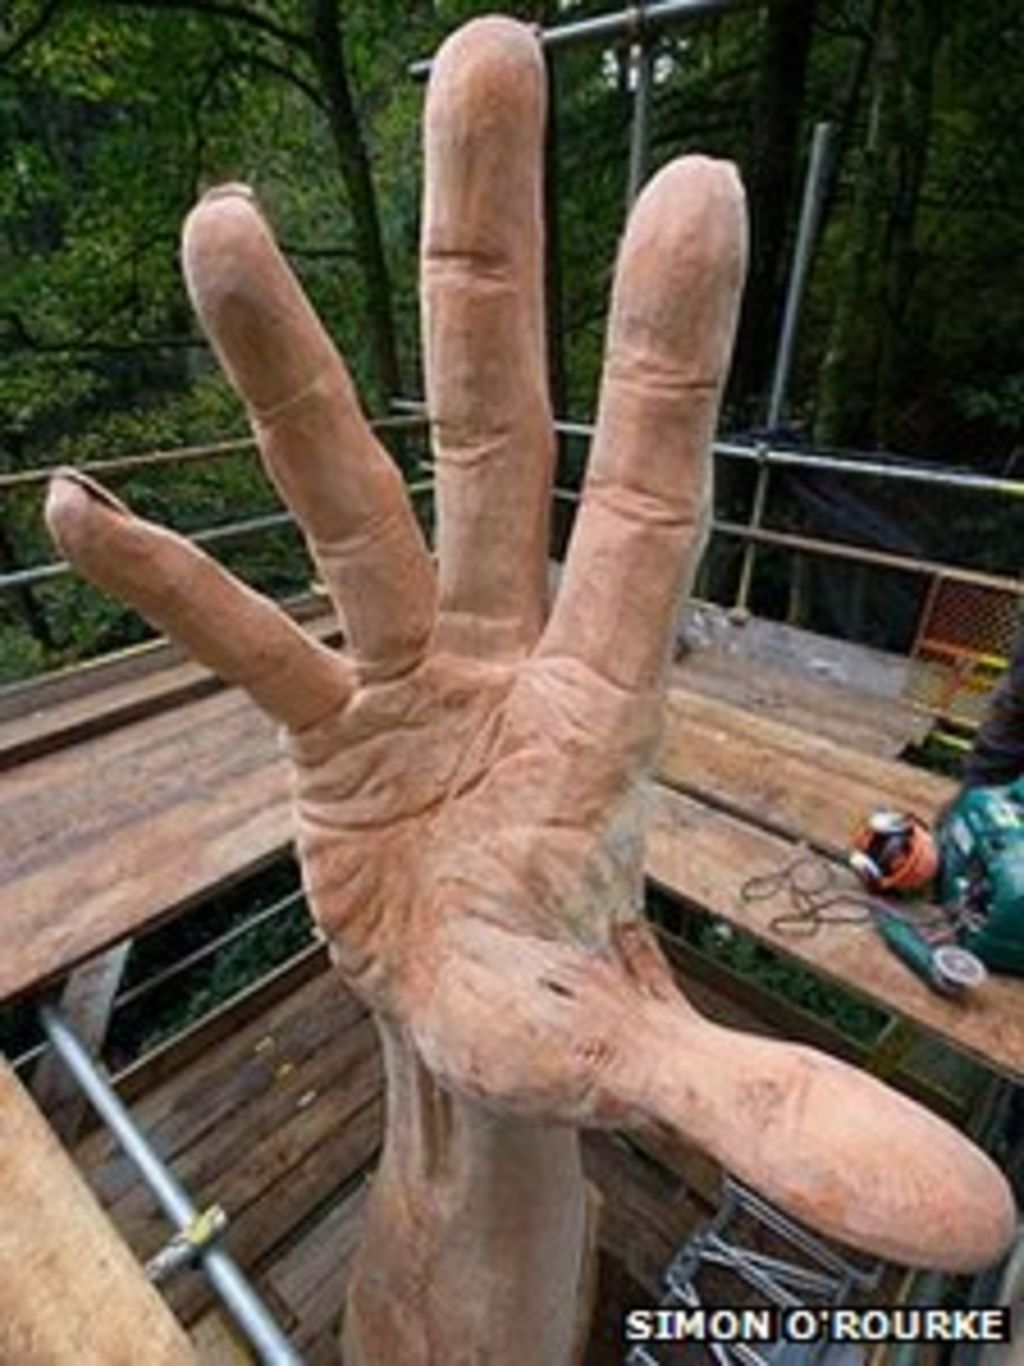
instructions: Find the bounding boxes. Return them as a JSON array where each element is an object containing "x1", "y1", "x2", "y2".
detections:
[{"x1": 961, "y1": 615, "x2": 1024, "y2": 789}]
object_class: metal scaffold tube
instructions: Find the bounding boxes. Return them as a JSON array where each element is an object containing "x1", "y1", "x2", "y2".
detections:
[
  {"x1": 625, "y1": 34, "x2": 656, "y2": 208},
  {"x1": 766, "y1": 120, "x2": 835, "y2": 433},
  {"x1": 410, "y1": 0, "x2": 768, "y2": 77},
  {"x1": 391, "y1": 398, "x2": 1024, "y2": 498},
  {"x1": 38, "y1": 1004, "x2": 306, "y2": 1366},
  {"x1": 737, "y1": 120, "x2": 835, "y2": 612}
]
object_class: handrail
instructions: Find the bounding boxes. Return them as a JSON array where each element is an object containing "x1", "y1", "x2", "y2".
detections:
[
  {"x1": 0, "y1": 478, "x2": 434, "y2": 593},
  {"x1": 0, "y1": 413, "x2": 428, "y2": 493},
  {"x1": 713, "y1": 521, "x2": 1024, "y2": 597},
  {"x1": 11, "y1": 884, "x2": 312, "y2": 1077},
  {"x1": 409, "y1": 0, "x2": 769, "y2": 78},
  {"x1": 1, "y1": 408, "x2": 1018, "y2": 656},
  {"x1": 390, "y1": 398, "x2": 1024, "y2": 499}
]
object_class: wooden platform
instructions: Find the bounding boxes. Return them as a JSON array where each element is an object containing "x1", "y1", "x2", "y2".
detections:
[
  {"x1": 2, "y1": 618, "x2": 1010, "y2": 1360},
  {"x1": 73, "y1": 968, "x2": 381, "y2": 1361},
  {"x1": 673, "y1": 604, "x2": 931, "y2": 759},
  {"x1": 71, "y1": 956, "x2": 894, "y2": 1364},
  {"x1": 2, "y1": 617, "x2": 1022, "y2": 1081},
  {"x1": 67, "y1": 964, "x2": 711, "y2": 1363}
]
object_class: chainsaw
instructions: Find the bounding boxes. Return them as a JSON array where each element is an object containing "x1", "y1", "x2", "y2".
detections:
[
  {"x1": 937, "y1": 774, "x2": 1024, "y2": 975},
  {"x1": 849, "y1": 776, "x2": 1024, "y2": 990}
]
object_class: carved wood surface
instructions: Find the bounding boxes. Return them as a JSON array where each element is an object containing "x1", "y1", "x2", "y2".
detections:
[{"x1": 3, "y1": 666, "x2": 1022, "y2": 1080}]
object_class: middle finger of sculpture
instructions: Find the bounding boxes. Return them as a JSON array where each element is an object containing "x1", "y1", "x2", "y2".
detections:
[{"x1": 47, "y1": 17, "x2": 1015, "y2": 1366}]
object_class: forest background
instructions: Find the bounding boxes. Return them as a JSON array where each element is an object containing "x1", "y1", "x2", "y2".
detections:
[{"x1": 1, "y1": 0, "x2": 1021, "y2": 683}]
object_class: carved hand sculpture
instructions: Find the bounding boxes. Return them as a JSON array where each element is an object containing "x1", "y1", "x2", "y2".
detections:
[{"x1": 46, "y1": 17, "x2": 1013, "y2": 1366}]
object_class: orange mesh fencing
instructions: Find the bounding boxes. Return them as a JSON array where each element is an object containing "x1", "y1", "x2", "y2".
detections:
[{"x1": 907, "y1": 578, "x2": 1021, "y2": 729}]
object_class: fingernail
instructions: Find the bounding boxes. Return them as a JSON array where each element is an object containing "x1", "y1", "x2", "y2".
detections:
[
  {"x1": 200, "y1": 181, "x2": 256, "y2": 205},
  {"x1": 48, "y1": 468, "x2": 128, "y2": 514}
]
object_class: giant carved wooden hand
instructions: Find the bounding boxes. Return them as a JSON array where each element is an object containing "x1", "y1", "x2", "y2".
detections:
[{"x1": 46, "y1": 17, "x2": 1013, "y2": 1366}]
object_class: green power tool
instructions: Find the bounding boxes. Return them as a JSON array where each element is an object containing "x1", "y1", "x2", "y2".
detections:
[{"x1": 937, "y1": 774, "x2": 1024, "y2": 975}]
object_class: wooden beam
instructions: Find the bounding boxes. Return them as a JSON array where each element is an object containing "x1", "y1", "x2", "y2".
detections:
[
  {"x1": 657, "y1": 688, "x2": 953, "y2": 854},
  {"x1": 0, "y1": 606, "x2": 337, "y2": 770},
  {"x1": 31, "y1": 942, "x2": 131, "y2": 1142},
  {"x1": 646, "y1": 784, "x2": 1024, "y2": 1083},
  {"x1": 0, "y1": 1058, "x2": 198, "y2": 1365},
  {"x1": 1, "y1": 688, "x2": 291, "y2": 1002}
]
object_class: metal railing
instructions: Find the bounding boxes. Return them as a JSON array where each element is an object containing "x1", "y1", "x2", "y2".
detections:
[
  {"x1": 9, "y1": 883, "x2": 316, "y2": 1078},
  {"x1": 40, "y1": 1003, "x2": 305, "y2": 1366},
  {"x1": 2, "y1": 410, "x2": 1020, "y2": 620},
  {"x1": 0, "y1": 413, "x2": 433, "y2": 595}
]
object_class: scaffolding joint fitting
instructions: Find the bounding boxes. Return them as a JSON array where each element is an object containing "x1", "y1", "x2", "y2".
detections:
[
  {"x1": 627, "y1": 1, "x2": 649, "y2": 43},
  {"x1": 146, "y1": 1203, "x2": 229, "y2": 1283}
]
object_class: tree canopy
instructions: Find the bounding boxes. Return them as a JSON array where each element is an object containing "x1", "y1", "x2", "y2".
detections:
[{"x1": 1, "y1": 0, "x2": 1021, "y2": 679}]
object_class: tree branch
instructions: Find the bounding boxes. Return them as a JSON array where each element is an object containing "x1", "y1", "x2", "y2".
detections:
[
  {"x1": 0, "y1": 0, "x2": 64, "y2": 65},
  {"x1": 98, "y1": 0, "x2": 309, "y2": 54},
  {"x1": 1, "y1": 311, "x2": 204, "y2": 355},
  {"x1": 226, "y1": 47, "x2": 325, "y2": 108}
]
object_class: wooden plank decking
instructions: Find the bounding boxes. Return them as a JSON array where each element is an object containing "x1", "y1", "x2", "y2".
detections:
[
  {"x1": 71, "y1": 953, "x2": 897, "y2": 1364},
  {"x1": 0, "y1": 623, "x2": 999, "y2": 1361},
  {"x1": 0, "y1": 628, "x2": 942, "y2": 1001},
  {"x1": 70, "y1": 964, "x2": 713, "y2": 1364},
  {"x1": 3, "y1": 625, "x2": 1022, "y2": 1080}
]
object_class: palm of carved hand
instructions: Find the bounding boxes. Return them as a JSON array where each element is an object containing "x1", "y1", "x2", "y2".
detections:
[
  {"x1": 47, "y1": 17, "x2": 1013, "y2": 1273},
  {"x1": 291, "y1": 647, "x2": 666, "y2": 1113}
]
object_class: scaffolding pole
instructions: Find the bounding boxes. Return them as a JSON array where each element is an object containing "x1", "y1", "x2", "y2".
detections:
[
  {"x1": 737, "y1": 119, "x2": 835, "y2": 611},
  {"x1": 410, "y1": 0, "x2": 768, "y2": 77},
  {"x1": 391, "y1": 400, "x2": 1024, "y2": 498},
  {"x1": 626, "y1": 33, "x2": 656, "y2": 208},
  {"x1": 39, "y1": 1005, "x2": 305, "y2": 1366},
  {"x1": 766, "y1": 120, "x2": 835, "y2": 432}
]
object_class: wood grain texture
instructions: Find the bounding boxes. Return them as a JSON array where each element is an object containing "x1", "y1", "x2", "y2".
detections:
[
  {"x1": 74, "y1": 971, "x2": 382, "y2": 1330},
  {"x1": 646, "y1": 784, "x2": 1024, "y2": 1081},
  {"x1": 659, "y1": 687, "x2": 953, "y2": 850},
  {"x1": 670, "y1": 644, "x2": 930, "y2": 758},
  {"x1": 4, "y1": 666, "x2": 1022, "y2": 1091},
  {"x1": 0, "y1": 607, "x2": 336, "y2": 770},
  {"x1": 0, "y1": 688, "x2": 288, "y2": 1001},
  {"x1": 64, "y1": 966, "x2": 725, "y2": 1363},
  {"x1": 0, "y1": 1060, "x2": 197, "y2": 1366},
  {"x1": 30, "y1": 941, "x2": 131, "y2": 1141}
]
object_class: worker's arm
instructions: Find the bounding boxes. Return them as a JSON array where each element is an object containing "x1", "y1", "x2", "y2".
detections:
[{"x1": 962, "y1": 615, "x2": 1024, "y2": 788}]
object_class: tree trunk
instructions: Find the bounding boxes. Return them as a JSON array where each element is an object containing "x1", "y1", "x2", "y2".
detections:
[
  {"x1": 730, "y1": 0, "x2": 817, "y2": 421},
  {"x1": 307, "y1": 0, "x2": 403, "y2": 410},
  {"x1": 341, "y1": 1022, "x2": 597, "y2": 1366},
  {"x1": 873, "y1": 1, "x2": 943, "y2": 445},
  {"x1": 814, "y1": 0, "x2": 943, "y2": 448}
]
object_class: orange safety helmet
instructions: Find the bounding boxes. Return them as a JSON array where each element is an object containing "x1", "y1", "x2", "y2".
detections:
[{"x1": 849, "y1": 810, "x2": 940, "y2": 895}]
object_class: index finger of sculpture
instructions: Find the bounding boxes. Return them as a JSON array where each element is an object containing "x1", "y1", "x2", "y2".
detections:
[
  {"x1": 541, "y1": 157, "x2": 746, "y2": 689},
  {"x1": 423, "y1": 18, "x2": 554, "y2": 659},
  {"x1": 183, "y1": 187, "x2": 437, "y2": 683},
  {"x1": 45, "y1": 471, "x2": 352, "y2": 729}
]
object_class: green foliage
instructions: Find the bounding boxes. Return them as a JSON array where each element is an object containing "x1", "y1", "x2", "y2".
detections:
[
  {"x1": 0, "y1": 621, "x2": 46, "y2": 683},
  {"x1": 0, "y1": 0, "x2": 1021, "y2": 686},
  {"x1": 694, "y1": 918, "x2": 888, "y2": 1045},
  {"x1": 955, "y1": 376, "x2": 1024, "y2": 442},
  {"x1": 112, "y1": 899, "x2": 314, "y2": 1060},
  {"x1": 108, "y1": 857, "x2": 309, "y2": 1062}
]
